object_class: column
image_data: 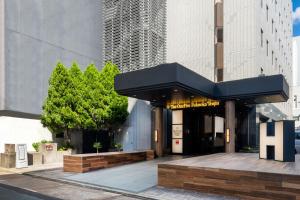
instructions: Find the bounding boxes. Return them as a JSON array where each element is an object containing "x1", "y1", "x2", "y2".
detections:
[
  {"x1": 154, "y1": 107, "x2": 164, "y2": 157},
  {"x1": 225, "y1": 101, "x2": 235, "y2": 153}
]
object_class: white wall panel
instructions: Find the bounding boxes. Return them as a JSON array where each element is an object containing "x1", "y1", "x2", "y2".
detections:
[
  {"x1": 166, "y1": 0, "x2": 215, "y2": 81},
  {"x1": 0, "y1": 116, "x2": 52, "y2": 153}
]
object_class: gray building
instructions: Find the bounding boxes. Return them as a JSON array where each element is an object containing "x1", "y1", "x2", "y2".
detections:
[{"x1": 0, "y1": 0, "x2": 104, "y2": 152}]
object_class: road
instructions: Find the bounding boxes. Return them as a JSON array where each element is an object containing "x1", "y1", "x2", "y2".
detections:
[
  {"x1": 0, "y1": 174, "x2": 139, "y2": 200},
  {"x1": 0, "y1": 184, "x2": 58, "y2": 200}
]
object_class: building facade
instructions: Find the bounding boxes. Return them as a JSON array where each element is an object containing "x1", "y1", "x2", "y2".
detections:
[
  {"x1": 0, "y1": 0, "x2": 104, "y2": 152},
  {"x1": 109, "y1": 0, "x2": 293, "y2": 153},
  {"x1": 293, "y1": 36, "x2": 300, "y2": 131}
]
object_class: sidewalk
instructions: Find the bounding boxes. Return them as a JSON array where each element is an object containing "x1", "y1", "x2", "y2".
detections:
[
  {"x1": 24, "y1": 158, "x2": 236, "y2": 200},
  {"x1": 0, "y1": 162, "x2": 63, "y2": 175}
]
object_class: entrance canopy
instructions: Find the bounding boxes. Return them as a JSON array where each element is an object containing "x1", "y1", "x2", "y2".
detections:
[{"x1": 115, "y1": 63, "x2": 289, "y2": 106}]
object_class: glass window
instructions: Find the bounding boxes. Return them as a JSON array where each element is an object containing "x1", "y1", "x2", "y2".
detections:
[{"x1": 261, "y1": 29, "x2": 264, "y2": 47}]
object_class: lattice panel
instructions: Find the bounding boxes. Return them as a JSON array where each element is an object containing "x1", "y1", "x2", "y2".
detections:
[{"x1": 104, "y1": 0, "x2": 166, "y2": 72}]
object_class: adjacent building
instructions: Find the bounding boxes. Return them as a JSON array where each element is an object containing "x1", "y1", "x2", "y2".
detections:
[
  {"x1": 293, "y1": 36, "x2": 300, "y2": 131},
  {"x1": 0, "y1": 0, "x2": 103, "y2": 152}
]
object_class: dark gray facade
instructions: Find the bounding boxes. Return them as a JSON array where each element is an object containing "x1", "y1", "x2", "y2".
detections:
[{"x1": 2, "y1": 0, "x2": 103, "y2": 115}]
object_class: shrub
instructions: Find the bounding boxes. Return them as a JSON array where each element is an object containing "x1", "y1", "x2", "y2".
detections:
[
  {"x1": 115, "y1": 143, "x2": 122, "y2": 151},
  {"x1": 93, "y1": 142, "x2": 102, "y2": 154},
  {"x1": 32, "y1": 142, "x2": 40, "y2": 152}
]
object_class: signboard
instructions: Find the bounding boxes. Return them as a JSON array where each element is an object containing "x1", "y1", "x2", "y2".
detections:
[
  {"x1": 172, "y1": 139, "x2": 183, "y2": 153},
  {"x1": 15, "y1": 144, "x2": 28, "y2": 168},
  {"x1": 172, "y1": 110, "x2": 183, "y2": 154},
  {"x1": 46, "y1": 144, "x2": 53, "y2": 151},
  {"x1": 172, "y1": 125, "x2": 183, "y2": 138},
  {"x1": 166, "y1": 97, "x2": 220, "y2": 110}
]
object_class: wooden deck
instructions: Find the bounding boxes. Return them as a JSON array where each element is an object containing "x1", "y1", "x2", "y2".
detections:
[
  {"x1": 158, "y1": 153, "x2": 300, "y2": 200},
  {"x1": 64, "y1": 150, "x2": 154, "y2": 173}
]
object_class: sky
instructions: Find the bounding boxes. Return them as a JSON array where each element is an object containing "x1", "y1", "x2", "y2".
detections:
[{"x1": 293, "y1": 0, "x2": 300, "y2": 36}]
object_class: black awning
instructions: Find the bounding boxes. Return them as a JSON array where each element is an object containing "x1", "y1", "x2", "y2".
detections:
[{"x1": 115, "y1": 63, "x2": 289, "y2": 106}]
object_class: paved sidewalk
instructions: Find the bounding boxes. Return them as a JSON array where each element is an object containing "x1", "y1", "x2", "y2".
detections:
[
  {"x1": 0, "y1": 162, "x2": 62, "y2": 175},
  {"x1": 27, "y1": 156, "x2": 183, "y2": 193},
  {"x1": 25, "y1": 157, "x2": 237, "y2": 200}
]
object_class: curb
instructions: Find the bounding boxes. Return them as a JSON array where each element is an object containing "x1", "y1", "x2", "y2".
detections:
[{"x1": 24, "y1": 172, "x2": 159, "y2": 200}]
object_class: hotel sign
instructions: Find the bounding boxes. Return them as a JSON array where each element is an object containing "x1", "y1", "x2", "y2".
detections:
[{"x1": 166, "y1": 97, "x2": 220, "y2": 109}]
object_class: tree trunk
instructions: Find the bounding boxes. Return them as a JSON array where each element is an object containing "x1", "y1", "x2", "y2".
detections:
[{"x1": 64, "y1": 128, "x2": 71, "y2": 144}]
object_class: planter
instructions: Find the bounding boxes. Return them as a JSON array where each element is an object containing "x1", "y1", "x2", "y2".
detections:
[
  {"x1": 0, "y1": 152, "x2": 16, "y2": 168},
  {"x1": 27, "y1": 152, "x2": 42, "y2": 166}
]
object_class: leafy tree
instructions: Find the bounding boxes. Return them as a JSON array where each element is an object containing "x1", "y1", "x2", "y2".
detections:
[
  {"x1": 42, "y1": 61, "x2": 129, "y2": 144},
  {"x1": 41, "y1": 62, "x2": 80, "y2": 142},
  {"x1": 83, "y1": 64, "x2": 110, "y2": 130},
  {"x1": 69, "y1": 62, "x2": 93, "y2": 129},
  {"x1": 99, "y1": 62, "x2": 128, "y2": 129}
]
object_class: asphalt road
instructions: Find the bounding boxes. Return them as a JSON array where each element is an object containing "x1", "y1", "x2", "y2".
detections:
[
  {"x1": 0, "y1": 184, "x2": 59, "y2": 200},
  {"x1": 0, "y1": 174, "x2": 139, "y2": 200}
]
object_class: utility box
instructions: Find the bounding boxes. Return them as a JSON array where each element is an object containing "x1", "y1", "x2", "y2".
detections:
[{"x1": 260, "y1": 121, "x2": 295, "y2": 162}]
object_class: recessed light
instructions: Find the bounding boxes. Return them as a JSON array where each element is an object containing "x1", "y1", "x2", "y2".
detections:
[
  {"x1": 133, "y1": 94, "x2": 136, "y2": 97},
  {"x1": 174, "y1": 89, "x2": 178, "y2": 92},
  {"x1": 162, "y1": 95, "x2": 166, "y2": 98},
  {"x1": 191, "y1": 96, "x2": 194, "y2": 98}
]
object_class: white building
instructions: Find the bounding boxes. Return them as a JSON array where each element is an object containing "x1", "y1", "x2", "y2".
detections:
[
  {"x1": 166, "y1": 0, "x2": 293, "y2": 119},
  {"x1": 108, "y1": 0, "x2": 293, "y2": 151}
]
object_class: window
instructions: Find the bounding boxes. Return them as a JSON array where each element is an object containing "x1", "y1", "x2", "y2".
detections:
[
  {"x1": 266, "y1": 5, "x2": 269, "y2": 21},
  {"x1": 275, "y1": 57, "x2": 278, "y2": 67},
  {"x1": 272, "y1": 19, "x2": 274, "y2": 33},
  {"x1": 279, "y1": 39, "x2": 281, "y2": 50},
  {"x1": 266, "y1": 40, "x2": 269, "y2": 56},
  {"x1": 261, "y1": 29, "x2": 264, "y2": 47},
  {"x1": 272, "y1": 51, "x2": 274, "y2": 65},
  {"x1": 216, "y1": 28, "x2": 223, "y2": 43},
  {"x1": 261, "y1": 0, "x2": 263, "y2": 8}
]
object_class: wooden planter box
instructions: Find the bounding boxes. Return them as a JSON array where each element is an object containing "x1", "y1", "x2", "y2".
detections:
[{"x1": 64, "y1": 150, "x2": 154, "y2": 173}]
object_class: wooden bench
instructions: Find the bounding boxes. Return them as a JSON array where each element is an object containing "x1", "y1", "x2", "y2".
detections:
[{"x1": 64, "y1": 150, "x2": 154, "y2": 173}]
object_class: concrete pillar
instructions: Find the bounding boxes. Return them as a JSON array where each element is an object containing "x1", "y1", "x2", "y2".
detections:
[
  {"x1": 154, "y1": 107, "x2": 164, "y2": 157},
  {"x1": 225, "y1": 101, "x2": 235, "y2": 153}
]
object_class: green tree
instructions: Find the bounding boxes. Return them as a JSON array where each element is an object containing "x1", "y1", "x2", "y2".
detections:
[
  {"x1": 69, "y1": 62, "x2": 93, "y2": 129},
  {"x1": 100, "y1": 62, "x2": 128, "y2": 128},
  {"x1": 83, "y1": 64, "x2": 110, "y2": 130},
  {"x1": 41, "y1": 62, "x2": 80, "y2": 142}
]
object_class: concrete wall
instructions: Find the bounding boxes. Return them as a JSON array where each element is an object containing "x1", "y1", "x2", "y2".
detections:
[
  {"x1": 115, "y1": 98, "x2": 152, "y2": 151},
  {"x1": 0, "y1": 116, "x2": 53, "y2": 153},
  {"x1": 4, "y1": 0, "x2": 103, "y2": 115}
]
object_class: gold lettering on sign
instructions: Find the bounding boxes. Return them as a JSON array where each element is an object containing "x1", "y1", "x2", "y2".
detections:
[{"x1": 166, "y1": 97, "x2": 220, "y2": 109}]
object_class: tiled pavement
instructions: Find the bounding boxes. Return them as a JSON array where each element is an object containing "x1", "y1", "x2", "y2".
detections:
[
  {"x1": 141, "y1": 187, "x2": 237, "y2": 200},
  {"x1": 25, "y1": 156, "x2": 237, "y2": 200}
]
